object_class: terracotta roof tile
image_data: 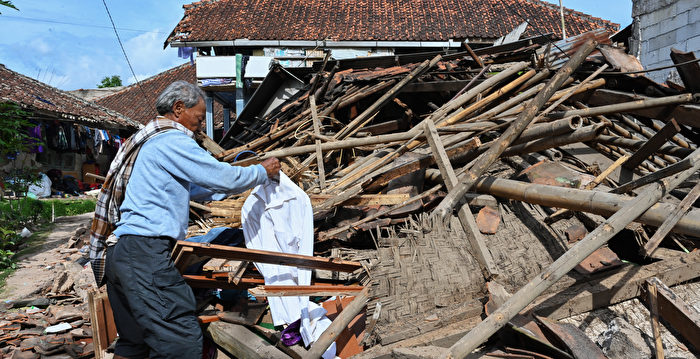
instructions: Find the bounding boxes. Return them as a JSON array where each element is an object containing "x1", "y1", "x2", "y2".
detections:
[
  {"x1": 96, "y1": 62, "x2": 226, "y2": 129},
  {"x1": 167, "y1": 0, "x2": 618, "y2": 45},
  {"x1": 0, "y1": 64, "x2": 139, "y2": 130}
]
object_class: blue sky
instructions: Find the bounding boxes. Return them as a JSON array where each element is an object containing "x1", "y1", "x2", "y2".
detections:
[{"x1": 0, "y1": 0, "x2": 633, "y2": 91}]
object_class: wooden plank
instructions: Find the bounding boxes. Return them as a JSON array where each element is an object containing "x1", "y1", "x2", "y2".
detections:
[
  {"x1": 647, "y1": 281, "x2": 665, "y2": 359},
  {"x1": 207, "y1": 321, "x2": 289, "y2": 359},
  {"x1": 424, "y1": 120, "x2": 499, "y2": 278},
  {"x1": 183, "y1": 275, "x2": 264, "y2": 289},
  {"x1": 310, "y1": 193, "x2": 410, "y2": 207},
  {"x1": 624, "y1": 118, "x2": 681, "y2": 171},
  {"x1": 248, "y1": 285, "x2": 365, "y2": 297},
  {"x1": 173, "y1": 241, "x2": 362, "y2": 273},
  {"x1": 642, "y1": 277, "x2": 700, "y2": 351},
  {"x1": 670, "y1": 48, "x2": 700, "y2": 93},
  {"x1": 642, "y1": 181, "x2": 700, "y2": 256},
  {"x1": 87, "y1": 290, "x2": 107, "y2": 359},
  {"x1": 310, "y1": 95, "x2": 326, "y2": 190},
  {"x1": 612, "y1": 157, "x2": 694, "y2": 194},
  {"x1": 531, "y1": 250, "x2": 700, "y2": 319}
]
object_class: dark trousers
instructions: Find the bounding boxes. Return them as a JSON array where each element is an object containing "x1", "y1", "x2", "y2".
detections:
[{"x1": 105, "y1": 235, "x2": 202, "y2": 359}]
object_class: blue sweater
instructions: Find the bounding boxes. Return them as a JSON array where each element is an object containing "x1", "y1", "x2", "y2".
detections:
[{"x1": 113, "y1": 130, "x2": 267, "y2": 241}]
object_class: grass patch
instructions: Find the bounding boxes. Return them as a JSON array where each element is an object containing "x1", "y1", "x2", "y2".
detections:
[{"x1": 0, "y1": 198, "x2": 95, "y2": 222}]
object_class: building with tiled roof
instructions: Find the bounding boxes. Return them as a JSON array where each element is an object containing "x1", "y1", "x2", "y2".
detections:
[
  {"x1": 166, "y1": 0, "x2": 618, "y2": 48},
  {"x1": 96, "y1": 62, "x2": 228, "y2": 132},
  {"x1": 0, "y1": 64, "x2": 139, "y2": 131}
]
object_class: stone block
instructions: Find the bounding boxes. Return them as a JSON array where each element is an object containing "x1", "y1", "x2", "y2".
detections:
[
  {"x1": 676, "y1": 20, "x2": 700, "y2": 43},
  {"x1": 687, "y1": 35, "x2": 700, "y2": 52},
  {"x1": 649, "y1": 30, "x2": 677, "y2": 51},
  {"x1": 640, "y1": 22, "x2": 660, "y2": 40},
  {"x1": 659, "y1": 12, "x2": 688, "y2": 33}
]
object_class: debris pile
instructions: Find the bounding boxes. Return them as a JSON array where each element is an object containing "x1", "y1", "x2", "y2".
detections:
[
  {"x1": 0, "y1": 222, "x2": 97, "y2": 359},
  {"x1": 184, "y1": 28, "x2": 700, "y2": 358}
]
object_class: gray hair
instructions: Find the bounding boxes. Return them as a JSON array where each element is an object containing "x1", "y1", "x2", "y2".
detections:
[{"x1": 155, "y1": 80, "x2": 206, "y2": 115}]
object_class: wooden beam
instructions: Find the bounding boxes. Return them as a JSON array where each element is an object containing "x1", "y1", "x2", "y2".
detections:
[
  {"x1": 642, "y1": 181, "x2": 700, "y2": 257},
  {"x1": 624, "y1": 118, "x2": 681, "y2": 171},
  {"x1": 172, "y1": 241, "x2": 362, "y2": 273},
  {"x1": 424, "y1": 120, "x2": 499, "y2": 278},
  {"x1": 207, "y1": 321, "x2": 289, "y2": 359},
  {"x1": 530, "y1": 251, "x2": 700, "y2": 320},
  {"x1": 642, "y1": 277, "x2": 700, "y2": 351},
  {"x1": 248, "y1": 285, "x2": 364, "y2": 297}
]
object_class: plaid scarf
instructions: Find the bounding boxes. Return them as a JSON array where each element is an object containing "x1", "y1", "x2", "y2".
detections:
[{"x1": 89, "y1": 117, "x2": 194, "y2": 286}]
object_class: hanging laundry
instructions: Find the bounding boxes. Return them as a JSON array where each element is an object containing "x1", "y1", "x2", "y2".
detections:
[
  {"x1": 241, "y1": 173, "x2": 335, "y2": 358},
  {"x1": 57, "y1": 125, "x2": 68, "y2": 150},
  {"x1": 178, "y1": 46, "x2": 195, "y2": 64},
  {"x1": 27, "y1": 124, "x2": 43, "y2": 153}
]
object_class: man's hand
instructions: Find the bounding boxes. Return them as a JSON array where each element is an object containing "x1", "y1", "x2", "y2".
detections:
[{"x1": 261, "y1": 157, "x2": 281, "y2": 179}]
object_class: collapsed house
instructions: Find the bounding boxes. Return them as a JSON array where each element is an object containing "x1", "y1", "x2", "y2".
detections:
[
  {"x1": 160, "y1": 28, "x2": 699, "y2": 358},
  {"x1": 1, "y1": 7, "x2": 699, "y2": 359}
]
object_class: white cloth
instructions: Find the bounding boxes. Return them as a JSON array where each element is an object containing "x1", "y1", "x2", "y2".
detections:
[
  {"x1": 242, "y1": 173, "x2": 334, "y2": 358},
  {"x1": 27, "y1": 173, "x2": 51, "y2": 198}
]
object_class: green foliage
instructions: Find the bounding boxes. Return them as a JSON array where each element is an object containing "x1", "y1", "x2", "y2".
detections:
[
  {"x1": 97, "y1": 75, "x2": 123, "y2": 88},
  {"x1": 0, "y1": 102, "x2": 34, "y2": 157},
  {"x1": 0, "y1": 198, "x2": 95, "y2": 269},
  {"x1": 0, "y1": 1, "x2": 18, "y2": 14}
]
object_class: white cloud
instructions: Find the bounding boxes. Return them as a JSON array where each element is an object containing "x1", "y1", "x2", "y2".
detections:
[{"x1": 30, "y1": 39, "x2": 51, "y2": 54}]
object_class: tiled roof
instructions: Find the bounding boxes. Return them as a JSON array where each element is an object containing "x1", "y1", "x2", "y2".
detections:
[
  {"x1": 166, "y1": 0, "x2": 618, "y2": 44},
  {"x1": 0, "y1": 64, "x2": 139, "y2": 131},
  {"x1": 96, "y1": 62, "x2": 226, "y2": 129}
]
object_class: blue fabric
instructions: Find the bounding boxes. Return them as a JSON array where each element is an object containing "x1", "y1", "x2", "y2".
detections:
[{"x1": 113, "y1": 130, "x2": 267, "y2": 241}]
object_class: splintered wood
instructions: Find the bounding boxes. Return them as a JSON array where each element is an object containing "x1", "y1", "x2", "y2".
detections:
[{"x1": 187, "y1": 29, "x2": 700, "y2": 358}]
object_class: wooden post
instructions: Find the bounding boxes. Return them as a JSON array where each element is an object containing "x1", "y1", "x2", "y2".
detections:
[
  {"x1": 624, "y1": 118, "x2": 682, "y2": 171},
  {"x1": 433, "y1": 39, "x2": 598, "y2": 218},
  {"x1": 641, "y1": 181, "x2": 700, "y2": 256},
  {"x1": 446, "y1": 147, "x2": 700, "y2": 359},
  {"x1": 424, "y1": 120, "x2": 499, "y2": 278},
  {"x1": 306, "y1": 287, "x2": 371, "y2": 359},
  {"x1": 647, "y1": 282, "x2": 665, "y2": 359},
  {"x1": 310, "y1": 95, "x2": 326, "y2": 190},
  {"x1": 643, "y1": 277, "x2": 700, "y2": 351},
  {"x1": 464, "y1": 43, "x2": 484, "y2": 68}
]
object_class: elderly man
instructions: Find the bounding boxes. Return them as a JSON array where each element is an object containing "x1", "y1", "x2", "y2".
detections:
[{"x1": 89, "y1": 81, "x2": 280, "y2": 358}]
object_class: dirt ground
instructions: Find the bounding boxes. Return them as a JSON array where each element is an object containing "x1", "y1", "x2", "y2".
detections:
[{"x1": 0, "y1": 212, "x2": 93, "y2": 301}]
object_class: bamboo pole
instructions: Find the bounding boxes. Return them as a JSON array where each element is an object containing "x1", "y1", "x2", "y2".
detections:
[
  {"x1": 310, "y1": 95, "x2": 326, "y2": 190},
  {"x1": 433, "y1": 39, "x2": 599, "y2": 217},
  {"x1": 447, "y1": 146, "x2": 700, "y2": 358},
  {"x1": 544, "y1": 93, "x2": 698, "y2": 121},
  {"x1": 471, "y1": 175, "x2": 700, "y2": 236},
  {"x1": 647, "y1": 282, "x2": 665, "y2": 359}
]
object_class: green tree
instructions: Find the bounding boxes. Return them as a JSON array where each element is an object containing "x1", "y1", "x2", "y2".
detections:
[
  {"x1": 0, "y1": 1, "x2": 18, "y2": 14},
  {"x1": 97, "y1": 75, "x2": 123, "y2": 88}
]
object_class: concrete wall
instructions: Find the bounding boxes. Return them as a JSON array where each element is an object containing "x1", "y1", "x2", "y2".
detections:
[{"x1": 631, "y1": 0, "x2": 700, "y2": 83}]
